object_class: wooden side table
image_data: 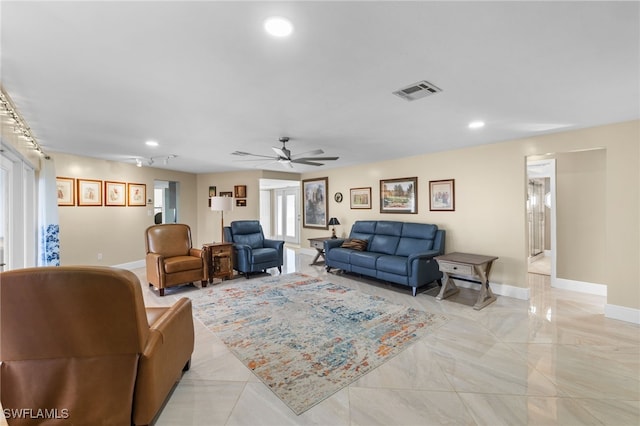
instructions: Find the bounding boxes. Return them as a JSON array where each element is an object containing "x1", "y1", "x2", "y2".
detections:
[
  {"x1": 435, "y1": 252, "x2": 499, "y2": 310},
  {"x1": 308, "y1": 236, "x2": 334, "y2": 265},
  {"x1": 202, "y1": 243, "x2": 234, "y2": 282}
]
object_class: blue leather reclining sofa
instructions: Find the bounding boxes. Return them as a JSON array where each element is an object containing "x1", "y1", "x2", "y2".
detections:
[{"x1": 324, "y1": 220, "x2": 445, "y2": 296}]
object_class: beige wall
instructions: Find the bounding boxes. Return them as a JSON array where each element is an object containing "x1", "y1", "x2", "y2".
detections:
[
  {"x1": 300, "y1": 120, "x2": 639, "y2": 310},
  {"x1": 556, "y1": 149, "x2": 606, "y2": 283},
  {"x1": 53, "y1": 153, "x2": 198, "y2": 266}
]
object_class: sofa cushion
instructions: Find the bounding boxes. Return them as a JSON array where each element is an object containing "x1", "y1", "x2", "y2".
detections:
[
  {"x1": 350, "y1": 251, "x2": 382, "y2": 269},
  {"x1": 341, "y1": 239, "x2": 368, "y2": 251},
  {"x1": 369, "y1": 234, "x2": 400, "y2": 255},
  {"x1": 376, "y1": 255, "x2": 409, "y2": 275},
  {"x1": 327, "y1": 247, "x2": 353, "y2": 263}
]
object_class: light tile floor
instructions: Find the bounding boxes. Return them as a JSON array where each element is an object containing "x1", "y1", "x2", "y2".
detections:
[{"x1": 133, "y1": 248, "x2": 639, "y2": 426}]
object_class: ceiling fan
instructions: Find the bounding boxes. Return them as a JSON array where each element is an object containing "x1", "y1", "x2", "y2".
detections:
[{"x1": 231, "y1": 137, "x2": 339, "y2": 168}]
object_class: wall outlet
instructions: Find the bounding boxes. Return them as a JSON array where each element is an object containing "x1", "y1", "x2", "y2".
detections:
[{"x1": 97, "y1": 253, "x2": 103, "y2": 261}]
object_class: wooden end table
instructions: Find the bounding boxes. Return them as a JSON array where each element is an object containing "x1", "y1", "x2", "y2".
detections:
[
  {"x1": 435, "y1": 252, "x2": 499, "y2": 310},
  {"x1": 202, "y1": 242, "x2": 234, "y2": 282},
  {"x1": 308, "y1": 236, "x2": 334, "y2": 265}
]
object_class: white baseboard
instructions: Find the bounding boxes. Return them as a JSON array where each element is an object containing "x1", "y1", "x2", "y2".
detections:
[
  {"x1": 553, "y1": 278, "x2": 607, "y2": 296},
  {"x1": 113, "y1": 259, "x2": 145, "y2": 270},
  {"x1": 452, "y1": 279, "x2": 530, "y2": 301},
  {"x1": 604, "y1": 304, "x2": 640, "y2": 324}
]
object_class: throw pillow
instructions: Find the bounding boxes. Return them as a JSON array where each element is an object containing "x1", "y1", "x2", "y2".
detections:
[{"x1": 341, "y1": 238, "x2": 368, "y2": 251}]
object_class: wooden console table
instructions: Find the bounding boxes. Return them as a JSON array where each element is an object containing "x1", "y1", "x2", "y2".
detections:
[
  {"x1": 308, "y1": 236, "x2": 333, "y2": 265},
  {"x1": 435, "y1": 252, "x2": 498, "y2": 310},
  {"x1": 202, "y1": 242, "x2": 234, "y2": 282}
]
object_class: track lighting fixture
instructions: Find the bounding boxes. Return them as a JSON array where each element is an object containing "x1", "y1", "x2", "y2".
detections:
[
  {"x1": 132, "y1": 154, "x2": 177, "y2": 168},
  {"x1": 0, "y1": 88, "x2": 47, "y2": 157}
]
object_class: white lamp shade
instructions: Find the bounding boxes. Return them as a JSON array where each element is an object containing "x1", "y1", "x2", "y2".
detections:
[{"x1": 210, "y1": 196, "x2": 234, "y2": 212}]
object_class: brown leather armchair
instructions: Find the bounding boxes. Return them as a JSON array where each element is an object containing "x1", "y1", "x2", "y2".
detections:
[
  {"x1": 145, "y1": 223, "x2": 207, "y2": 296},
  {"x1": 0, "y1": 266, "x2": 194, "y2": 425}
]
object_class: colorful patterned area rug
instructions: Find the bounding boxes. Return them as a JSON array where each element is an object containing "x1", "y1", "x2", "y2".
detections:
[{"x1": 189, "y1": 273, "x2": 449, "y2": 414}]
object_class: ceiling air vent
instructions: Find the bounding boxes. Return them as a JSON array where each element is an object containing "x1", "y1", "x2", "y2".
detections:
[{"x1": 393, "y1": 80, "x2": 442, "y2": 101}]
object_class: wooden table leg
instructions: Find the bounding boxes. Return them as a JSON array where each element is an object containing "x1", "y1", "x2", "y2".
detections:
[
  {"x1": 310, "y1": 248, "x2": 325, "y2": 265},
  {"x1": 473, "y1": 263, "x2": 497, "y2": 310},
  {"x1": 436, "y1": 272, "x2": 460, "y2": 300}
]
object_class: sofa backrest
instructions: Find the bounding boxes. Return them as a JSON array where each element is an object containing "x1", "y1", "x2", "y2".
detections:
[{"x1": 349, "y1": 220, "x2": 444, "y2": 256}]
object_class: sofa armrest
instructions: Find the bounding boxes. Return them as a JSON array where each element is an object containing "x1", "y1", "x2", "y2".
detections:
[
  {"x1": 133, "y1": 298, "x2": 194, "y2": 425},
  {"x1": 324, "y1": 238, "x2": 345, "y2": 252},
  {"x1": 407, "y1": 250, "x2": 440, "y2": 263}
]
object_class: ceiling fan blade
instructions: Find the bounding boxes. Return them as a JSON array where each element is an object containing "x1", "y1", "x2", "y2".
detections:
[
  {"x1": 294, "y1": 156, "x2": 339, "y2": 162},
  {"x1": 231, "y1": 151, "x2": 276, "y2": 159},
  {"x1": 291, "y1": 149, "x2": 324, "y2": 159},
  {"x1": 232, "y1": 158, "x2": 277, "y2": 162},
  {"x1": 272, "y1": 146, "x2": 291, "y2": 159},
  {"x1": 277, "y1": 159, "x2": 294, "y2": 168},
  {"x1": 291, "y1": 159, "x2": 324, "y2": 166}
]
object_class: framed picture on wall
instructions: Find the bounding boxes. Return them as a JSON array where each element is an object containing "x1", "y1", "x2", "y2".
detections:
[
  {"x1": 234, "y1": 185, "x2": 247, "y2": 198},
  {"x1": 380, "y1": 177, "x2": 417, "y2": 214},
  {"x1": 208, "y1": 186, "x2": 217, "y2": 207},
  {"x1": 302, "y1": 177, "x2": 328, "y2": 229},
  {"x1": 77, "y1": 178, "x2": 102, "y2": 206},
  {"x1": 56, "y1": 177, "x2": 75, "y2": 206},
  {"x1": 350, "y1": 187, "x2": 371, "y2": 209},
  {"x1": 128, "y1": 183, "x2": 146, "y2": 206},
  {"x1": 429, "y1": 179, "x2": 455, "y2": 211},
  {"x1": 219, "y1": 191, "x2": 233, "y2": 197},
  {"x1": 105, "y1": 181, "x2": 126, "y2": 206}
]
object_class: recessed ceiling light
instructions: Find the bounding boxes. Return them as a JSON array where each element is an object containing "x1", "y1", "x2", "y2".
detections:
[
  {"x1": 145, "y1": 140, "x2": 159, "y2": 147},
  {"x1": 264, "y1": 17, "x2": 293, "y2": 37},
  {"x1": 468, "y1": 121, "x2": 485, "y2": 129}
]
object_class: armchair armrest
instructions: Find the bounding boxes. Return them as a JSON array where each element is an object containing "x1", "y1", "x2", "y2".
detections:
[
  {"x1": 133, "y1": 298, "x2": 194, "y2": 425},
  {"x1": 263, "y1": 239, "x2": 284, "y2": 251},
  {"x1": 189, "y1": 247, "x2": 203, "y2": 257},
  {"x1": 145, "y1": 253, "x2": 165, "y2": 286}
]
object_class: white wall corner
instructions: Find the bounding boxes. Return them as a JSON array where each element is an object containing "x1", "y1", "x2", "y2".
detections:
[
  {"x1": 553, "y1": 278, "x2": 607, "y2": 296},
  {"x1": 604, "y1": 304, "x2": 640, "y2": 325}
]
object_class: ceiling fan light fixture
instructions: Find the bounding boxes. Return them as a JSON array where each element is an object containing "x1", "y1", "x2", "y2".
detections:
[{"x1": 264, "y1": 17, "x2": 293, "y2": 37}]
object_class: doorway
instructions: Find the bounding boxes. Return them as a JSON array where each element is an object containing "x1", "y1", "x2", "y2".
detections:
[
  {"x1": 259, "y1": 179, "x2": 300, "y2": 244},
  {"x1": 526, "y1": 159, "x2": 556, "y2": 279},
  {"x1": 154, "y1": 180, "x2": 179, "y2": 224}
]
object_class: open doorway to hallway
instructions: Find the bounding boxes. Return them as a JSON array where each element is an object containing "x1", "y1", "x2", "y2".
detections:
[
  {"x1": 259, "y1": 179, "x2": 301, "y2": 245},
  {"x1": 526, "y1": 159, "x2": 555, "y2": 278}
]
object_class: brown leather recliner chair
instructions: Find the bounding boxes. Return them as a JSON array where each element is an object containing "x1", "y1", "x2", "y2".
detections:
[
  {"x1": 145, "y1": 223, "x2": 207, "y2": 296},
  {"x1": 0, "y1": 266, "x2": 194, "y2": 425}
]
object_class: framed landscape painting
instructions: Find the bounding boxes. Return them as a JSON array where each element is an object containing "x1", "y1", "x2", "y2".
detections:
[
  {"x1": 380, "y1": 177, "x2": 417, "y2": 214},
  {"x1": 350, "y1": 187, "x2": 371, "y2": 209},
  {"x1": 302, "y1": 177, "x2": 328, "y2": 229},
  {"x1": 429, "y1": 179, "x2": 455, "y2": 211}
]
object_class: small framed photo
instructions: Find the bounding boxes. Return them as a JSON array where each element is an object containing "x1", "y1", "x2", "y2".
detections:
[
  {"x1": 56, "y1": 177, "x2": 75, "y2": 206},
  {"x1": 128, "y1": 183, "x2": 146, "y2": 206},
  {"x1": 105, "y1": 181, "x2": 126, "y2": 206},
  {"x1": 380, "y1": 177, "x2": 417, "y2": 214},
  {"x1": 208, "y1": 186, "x2": 217, "y2": 207},
  {"x1": 220, "y1": 191, "x2": 233, "y2": 197},
  {"x1": 429, "y1": 179, "x2": 455, "y2": 211},
  {"x1": 77, "y1": 178, "x2": 102, "y2": 206},
  {"x1": 350, "y1": 187, "x2": 371, "y2": 209},
  {"x1": 303, "y1": 177, "x2": 328, "y2": 229},
  {"x1": 234, "y1": 185, "x2": 247, "y2": 198},
  {"x1": 236, "y1": 199, "x2": 246, "y2": 207}
]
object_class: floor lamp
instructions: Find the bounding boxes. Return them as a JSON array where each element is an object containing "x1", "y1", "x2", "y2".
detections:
[{"x1": 210, "y1": 196, "x2": 234, "y2": 242}]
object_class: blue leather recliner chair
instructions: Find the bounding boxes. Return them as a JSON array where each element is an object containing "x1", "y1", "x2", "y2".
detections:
[{"x1": 223, "y1": 220, "x2": 285, "y2": 278}]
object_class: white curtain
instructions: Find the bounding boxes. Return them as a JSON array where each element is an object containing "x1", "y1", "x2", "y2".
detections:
[{"x1": 38, "y1": 157, "x2": 60, "y2": 266}]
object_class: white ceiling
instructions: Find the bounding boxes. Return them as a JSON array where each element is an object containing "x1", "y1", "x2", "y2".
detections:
[{"x1": 2, "y1": 1, "x2": 638, "y2": 174}]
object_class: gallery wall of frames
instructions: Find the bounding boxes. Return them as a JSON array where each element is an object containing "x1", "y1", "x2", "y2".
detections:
[{"x1": 56, "y1": 177, "x2": 147, "y2": 207}]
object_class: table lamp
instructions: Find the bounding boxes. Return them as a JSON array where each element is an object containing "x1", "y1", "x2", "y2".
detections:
[
  {"x1": 328, "y1": 217, "x2": 340, "y2": 239},
  {"x1": 210, "y1": 196, "x2": 234, "y2": 242}
]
